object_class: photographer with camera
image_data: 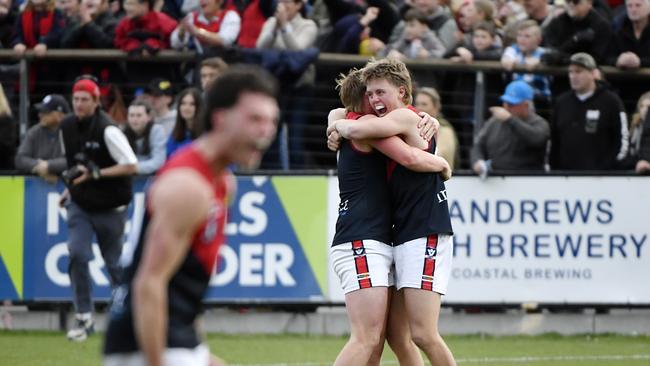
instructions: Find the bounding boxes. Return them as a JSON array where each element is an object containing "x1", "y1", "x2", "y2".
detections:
[{"x1": 60, "y1": 76, "x2": 137, "y2": 342}]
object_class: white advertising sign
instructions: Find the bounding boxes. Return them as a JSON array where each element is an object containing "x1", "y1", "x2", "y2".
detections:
[{"x1": 327, "y1": 176, "x2": 650, "y2": 304}]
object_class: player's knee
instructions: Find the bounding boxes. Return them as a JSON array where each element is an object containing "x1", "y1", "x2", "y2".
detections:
[
  {"x1": 410, "y1": 328, "x2": 441, "y2": 350},
  {"x1": 352, "y1": 330, "x2": 384, "y2": 350}
]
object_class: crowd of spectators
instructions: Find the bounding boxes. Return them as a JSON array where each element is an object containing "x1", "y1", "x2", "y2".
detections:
[{"x1": 0, "y1": 0, "x2": 649, "y2": 173}]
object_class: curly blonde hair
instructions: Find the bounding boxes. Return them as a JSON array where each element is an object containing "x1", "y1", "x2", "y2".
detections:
[{"x1": 361, "y1": 58, "x2": 413, "y2": 105}]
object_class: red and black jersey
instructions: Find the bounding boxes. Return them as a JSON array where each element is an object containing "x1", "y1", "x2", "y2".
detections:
[
  {"x1": 389, "y1": 105, "x2": 453, "y2": 245},
  {"x1": 332, "y1": 112, "x2": 392, "y2": 246},
  {"x1": 104, "y1": 145, "x2": 229, "y2": 354}
]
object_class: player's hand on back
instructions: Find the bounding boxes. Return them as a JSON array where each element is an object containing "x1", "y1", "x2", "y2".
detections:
[
  {"x1": 327, "y1": 130, "x2": 342, "y2": 151},
  {"x1": 417, "y1": 112, "x2": 439, "y2": 142}
]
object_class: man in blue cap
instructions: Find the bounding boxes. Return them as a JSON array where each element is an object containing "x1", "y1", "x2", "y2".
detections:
[{"x1": 470, "y1": 80, "x2": 550, "y2": 177}]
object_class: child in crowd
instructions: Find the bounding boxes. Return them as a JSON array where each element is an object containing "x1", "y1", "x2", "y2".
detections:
[
  {"x1": 500, "y1": 20, "x2": 550, "y2": 99},
  {"x1": 382, "y1": 8, "x2": 446, "y2": 60},
  {"x1": 446, "y1": 21, "x2": 502, "y2": 63}
]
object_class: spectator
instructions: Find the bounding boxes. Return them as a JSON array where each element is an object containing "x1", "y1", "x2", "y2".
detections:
[
  {"x1": 12, "y1": 0, "x2": 65, "y2": 93},
  {"x1": 0, "y1": 83, "x2": 16, "y2": 170},
  {"x1": 609, "y1": 0, "x2": 650, "y2": 68},
  {"x1": 543, "y1": 0, "x2": 613, "y2": 64},
  {"x1": 446, "y1": 20, "x2": 502, "y2": 62},
  {"x1": 160, "y1": 0, "x2": 199, "y2": 20},
  {"x1": 501, "y1": 20, "x2": 551, "y2": 100},
  {"x1": 389, "y1": 0, "x2": 458, "y2": 50},
  {"x1": 415, "y1": 86, "x2": 460, "y2": 169},
  {"x1": 233, "y1": 0, "x2": 274, "y2": 48},
  {"x1": 170, "y1": 0, "x2": 240, "y2": 53},
  {"x1": 550, "y1": 53, "x2": 629, "y2": 170},
  {"x1": 471, "y1": 80, "x2": 550, "y2": 176},
  {"x1": 114, "y1": 0, "x2": 177, "y2": 55},
  {"x1": 256, "y1": 0, "x2": 317, "y2": 51},
  {"x1": 15, "y1": 94, "x2": 70, "y2": 181},
  {"x1": 629, "y1": 91, "x2": 650, "y2": 171},
  {"x1": 61, "y1": 0, "x2": 118, "y2": 48},
  {"x1": 143, "y1": 77, "x2": 177, "y2": 138},
  {"x1": 60, "y1": 76, "x2": 137, "y2": 341},
  {"x1": 256, "y1": 0, "x2": 317, "y2": 168},
  {"x1": 198, "y1": 56, "x2": 227, "y2": 91},
  {"x1": 321, "y1": 1, "x2": 400, "y2": 56},
  {"x1": 166, "y1": 87, "x2": 201, "y2": 157},
  {"x1": 636, "y1": 106, "x2": 650, "y2": 174},
  {"x1": 502, "y1": 0, "x2": 559, "y2": 46},
  {"x1": 382, "y1": 8, "x2": 446, "y2": 60},
  {"x1": 457, "y1": 0, "x2": 502, "y2": 46},
  {"x1": 0, "y1": 0, "x2": 18, "y2": 48},
  {"x1": 59, "y1": 0, "x2": 81, "y2": 21},
  {"x1": 123, "y1": 100, "x2": 166, "y2": 174}
]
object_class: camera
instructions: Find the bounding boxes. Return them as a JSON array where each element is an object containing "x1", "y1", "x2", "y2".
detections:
[{"x1": 61, "y1": 152, "x2": 101, "y2": 185}]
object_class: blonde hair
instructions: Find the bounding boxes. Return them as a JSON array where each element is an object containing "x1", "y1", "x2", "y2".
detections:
[
  {"x1": 632, "y1": 91, "x2": 650, "y2": 128},
  {"x1": 517, "y1": 19, "x2": 542, "y2": 37},
  {"x1": 361, "y1": 58, "x2": 413, "y2": 105},
  {"x1": 336, "y1": 68, "x2": 366, "y2": 114},
  {"x1": 417, "y1": 87, "x2": 441, "y2": 112},
  {"x1": 0, "y1": 84, "x2": 12, "y2": 117}
]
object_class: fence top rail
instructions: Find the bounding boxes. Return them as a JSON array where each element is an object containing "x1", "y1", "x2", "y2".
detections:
[{"x1": 2, "y1": 50, "x2": 650, "y2": 78}]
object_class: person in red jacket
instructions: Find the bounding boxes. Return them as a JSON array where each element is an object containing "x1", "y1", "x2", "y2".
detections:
[{"x1": 114, "y1": 0, "x2": 177, "y2": 55}]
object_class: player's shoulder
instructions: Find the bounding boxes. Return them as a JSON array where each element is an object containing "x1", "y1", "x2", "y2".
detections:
[{"x1": 150, "y1": 168, "x2": 214, "y2": 214}]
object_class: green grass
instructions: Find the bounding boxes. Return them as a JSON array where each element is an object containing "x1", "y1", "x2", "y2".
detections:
[{"x1": 0, "y1": 331, "x2": 649, "y2": 365}]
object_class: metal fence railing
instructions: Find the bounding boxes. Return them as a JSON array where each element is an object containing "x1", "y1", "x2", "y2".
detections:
[{"x1": 3, "y1": 50, "x2": 650, "y2": 170}]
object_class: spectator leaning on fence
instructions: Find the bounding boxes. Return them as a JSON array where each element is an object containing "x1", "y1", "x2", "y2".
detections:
[
  {"x1": 124, "y1": 99, "x2": 167, "y2": 174},
  {"x1": 61, "y1": 0, "x2": 118, "y2": 49},
  {"x1": 471, "y1": 80, "x2": 550, "y2": 177},
  {"x1": 114, "y1": 0, "x2": 177, "y2": 55},
  {"x1": 446, "y1": 21, "x2": 502, "y2": 63},
  {"x1": 382, "y1": 8, "x2": 447, "y2": 60},
  {"x1": 550, "y1": 53, "x2": 629, "y2": 171},
  {"x1": 389, "y1": 0, "x2": 458, "y2": 50},
  {"x1": 543, "y1": 0, "x2": 612, "y2": 64},
  {"x1": 501, "y1": 20, "x2": 551, "y2": 100},
  {"x1": 15, "y1": 94, "x2": 70, "y2": 182},
  {"x1": 255, "y1": 0, "x2": 317, "y2": 51},
  {"x1": 609, "y1": 0, "x2": 650, "y2": 69},
  {"x1": 170, "y1": 0, "x2": 240, "y2": 53}
]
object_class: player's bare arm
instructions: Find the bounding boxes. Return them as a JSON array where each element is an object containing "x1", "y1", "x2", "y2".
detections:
[
  {"x1": 372, "y1": 136, "x2": 452, "y2": 179},
  {"x1": 328, "y1": 108, "x2": 434, "y2": 144},
  {"x1": 132, "y1": 169, "x2": 213, "y2": 366},
  {"x1": 327, "y1": 108, "x2": 346, "y2": 151}
]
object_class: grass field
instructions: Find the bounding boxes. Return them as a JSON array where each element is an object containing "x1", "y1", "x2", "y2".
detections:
[{"x1": 1, "y1": 331, "x2": 649, "y2": 365}]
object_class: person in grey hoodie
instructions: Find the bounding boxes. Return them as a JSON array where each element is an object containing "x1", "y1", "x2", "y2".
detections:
[
  {"x1": 471, "y1": 80, "x2": 550, "y2": 176},
  {"x1": 15, "y1": 94, "x2": 70, "y2": 182}
]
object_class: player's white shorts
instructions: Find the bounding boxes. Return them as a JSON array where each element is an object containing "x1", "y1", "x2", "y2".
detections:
[
  {"x1": 330, "y1": 239, "x2": 394, "y2": 294},
  {"x1": 394, "y1": 234, "x2": 453, "y2": 294},
  {"x1": 103, "y1": 344, "x2": 209, "y2": 366}
]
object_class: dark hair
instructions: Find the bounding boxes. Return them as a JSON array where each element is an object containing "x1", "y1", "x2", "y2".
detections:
[
  {"x1": 472, "y1": 20, "x2": 496, "y2": 37},
  {"x1": 200, "y1": 65, "x2": 278, "y2": 134},
  {"x1": 124, "y1": 100, "x2": 154, "y2": 156},
  {"x1": 404, "y1": 8, "x2": 429, "y2": 25},
  {"x1": 172, "y1": 87, "x2": 203, "y2": 142}
]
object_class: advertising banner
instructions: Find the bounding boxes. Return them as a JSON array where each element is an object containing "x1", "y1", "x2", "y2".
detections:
[
  {"x1": 7, "y1": 176, "x2": 328, "y2": 302},
  {"x1": 328, "y1": 176, "x2": 650, "y2": 304}
]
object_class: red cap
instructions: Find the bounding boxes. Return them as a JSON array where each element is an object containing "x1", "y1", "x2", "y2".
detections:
[{"x1": 72, "y1": 79, "x2": 100, "y2": 99}]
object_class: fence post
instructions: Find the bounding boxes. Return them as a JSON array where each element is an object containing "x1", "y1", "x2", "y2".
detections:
[
  {"x1": 473, "y1": 70, "x2": 485, "y2": 136},
  {"x1": 19, "y1": 58, "x2": 29, "y2": 140},
  {"x1": 279, "y1": 122, "x2": 289, "y2": 170}
]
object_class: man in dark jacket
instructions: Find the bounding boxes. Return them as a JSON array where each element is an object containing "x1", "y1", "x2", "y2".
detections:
[
  {"x1": 543, "y1": 0, "x2": 612, "y2": 63},
  {"x1": 471, "y1": 80, "x2": 550, "y2": 176},
  {"x1": 60, "y1": 77, "x2": 137, "y2": 342},
  {"x1": 550, "y1": 53, "x2": 629, "y2": 170}
]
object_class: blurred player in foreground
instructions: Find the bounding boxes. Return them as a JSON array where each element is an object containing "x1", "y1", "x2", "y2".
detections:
[{"x1": 103, "y1": 65, "x2": 280, "y2": 366}]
